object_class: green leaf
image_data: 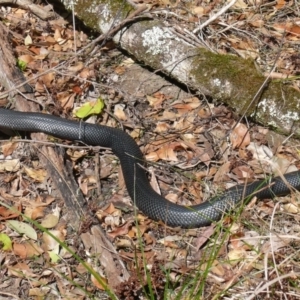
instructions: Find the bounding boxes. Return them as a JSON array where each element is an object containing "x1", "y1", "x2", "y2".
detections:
[
  {"x1": 48, "y1": 250, "x2": 60, "y2": 263},
  {"x1": 17, "y1": 60, "x2": 27, "y2": 71},
  {"x1": 0, "y1": 233, "x2": 12, "y2": 251},
  {"x1": 6, "y1": 220, "x2": 37, "y2": 240},
  {"x1": 75, "y1": 98, "x2": 105, "y2": 119}
]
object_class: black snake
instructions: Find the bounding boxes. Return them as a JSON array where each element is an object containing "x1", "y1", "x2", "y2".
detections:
[{"x1": 0, "y1": 108, "x2": 299, "y2": 228}]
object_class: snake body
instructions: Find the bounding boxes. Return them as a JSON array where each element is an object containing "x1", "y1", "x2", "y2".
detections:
[{"x1": 0, "y1": 108, "x2": 299, "y2": 228}]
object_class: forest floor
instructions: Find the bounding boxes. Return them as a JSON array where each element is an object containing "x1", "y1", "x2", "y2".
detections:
[{"x1": 0, "y1": 0, "x2": 299, "y2": 299}]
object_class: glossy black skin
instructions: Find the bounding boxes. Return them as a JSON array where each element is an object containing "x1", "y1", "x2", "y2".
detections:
[{"x1": 1, "y1": 109, "x2": 299, "y2": 228}]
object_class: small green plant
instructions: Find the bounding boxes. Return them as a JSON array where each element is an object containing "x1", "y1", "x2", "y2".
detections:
[{"x1": 16, "y1": 59, "x2": 27, "y2": 72}]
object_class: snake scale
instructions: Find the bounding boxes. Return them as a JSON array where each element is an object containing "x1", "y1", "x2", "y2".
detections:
[{"x1": 0, "y1": 108, "x2": 299, "y2": 228}]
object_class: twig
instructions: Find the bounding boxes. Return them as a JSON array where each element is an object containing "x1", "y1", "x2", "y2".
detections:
[
  {"x1": 193, "y1": 0, "x2": 238, "y2": 34},
  {"x1": 0, "y1": 138, "x2": 108, "y2": 151},
  {"x1": 268, "y1": 202, "x2": 283, "y2": 290},
  {"x1": 245, "y1": 272, "x2": 300, "y2": 300},
  {"x1": 0, "y1": 291, "x2": 21, "y2": 300},
  {"x1": 0, "y1": 5, "x2": 149, "y2": 98},
  {"x1": 0, "y1": 0, "x2": 55, "y2": 20},
  {"x1": 0, "y1": 61, "x2": 66, "y2": 99}
]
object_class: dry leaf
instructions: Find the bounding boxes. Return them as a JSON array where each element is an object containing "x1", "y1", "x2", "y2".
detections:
[
  {"x1": 192, "y1": 6, "x2": 204, "y2": 16},
  {"x1": 66, "y1": 149, "x2": 87, "y2": 161},
  {"x1": 40, "y1": 72, "x2": 55, "y2": 88},
  {"x1": 19, "y1": 54, "x2": 34, "y2": 64},
  {"x1": 0, "y1": 205, "x2": 21, "y2": 220},
  {"x1": 8, "y1": 263, "x2": 36, "y2": 278},
  {"x1": 154, "y1": 122, "x2": 170, "y2": 133},
  {"x1": 275, "y1": 0, "x2": 286, "y2": 9},
  {"x1": 283, "y1": 203, "x2": 299, "y2": 213},
  {"x1": 24, "y1": 166, "x2": 47, "y2": 182},
  {"x1": 91, "y1": 274, "x2": 108, "y2": 290},
  {"x1": 43, "y1": 229, "x2": 65, "y2": 251},
  {"x1": 14, "y1": 241, "x2": 43, "y2": 258},
  {"x1": 114, "y1": 65, "x2": 126, "y2": 75},
  {"x1": 28, "y1": 287, "x2": 50, "y2": 297},
  {"x1": 0, "y1": 159, "x2": 20, "y2": 172},
  {"x1": 233, "y1": 0, "x2": 248, "y2": 8},
  {"x1": 227, "y1": 249, "x2": 247, "y2": 266},
  {"x1": 24, "y1": 206, "x2": 45, "y2": 220},
  {"x1": 68, "y1": 62, "x2": 84, "y2": 72},
  {"x1": 1, "y1": 142, "x2": 18, "y2": 156},
  {"x1": 41, "y1": 214, "x2": 59, "y2": 228},
  {"x1": 147, "y1": 93, "x2": 167, "y2": 108},
  {"x1": 114, "y1": 104, "x2": 127, "y2": 121},
  {"x1": 230, "y1": 123, "x2": 250, "y2": 149},
  {"x1": 56, "y1": 92, "x2": 76, "y2": 110}
]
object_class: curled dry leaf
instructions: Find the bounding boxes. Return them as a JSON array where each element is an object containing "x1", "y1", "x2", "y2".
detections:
[
  {"x1": 8, "y1": 262, "x2": 36, "y2": 278},
  {"x1": 232, "y1": 165, "x2": 254, "y2": 180},
  {"x1": 0, "y1": 159, "x2": 20, "y2": 172},
  {"x1": 154, "y1": 122, "x2": 170, "y2": 133},
  {"x1": 233, "y1": 0, "x2": 248, "y2": 8},
  {"x1": 130, "y1": 128, "x2": 142, "y2": 139},
  {"x1": 91, "y1": 274, "x2": 108, "y2": 291},
  {"x1": 146, "y1": 93, "x2": 167, "y2": 108},
  {"x1": 276, "y1": 0, "x2": 286, "y2": 9},
  {"x1": 42, "y1": 229, "x2": 65, "y2": 251},
  {"x1": 241, "y1": 231, "x2": 261, "y2": 248},
  {"x1": 56, "y1": 91, "x2": 76, "y2": 110},
  {"x1": 68, "y1": 61, "x2": 84, "y2": 72},
  {"x1": 192, "y1": 6, "x2": 204, "y2": 16},
  {"x1": 40, "y1": 214, "x2": 59, "y2": 228},
  {"x1": 24, "y1": 166, "x2": 47, "y2": 182},
  {"x1": 114, "y1": 104, "x2": 127, "y2": 121},
  {"x1": 78, "y1": 176, "x2": 89, "y2": 195},
  {"x1": 230, "y1": 123, "x2": 250, "y2": 149},
  {"x1": 173, "y1": 116, "x2": 195, "y2": 131},
  {"x1": 1, "y1": 141, "x2": 18, "y2": 156},
  {"x1": 79, "y1": 67, "x2": 92, "y2": 79},
  {"x1": 107, "y1": 221, "x2": 133, "y2": 239},
  {"x1": 0, "y1": 205, "x2": 21, "y2": 220},
  {"x1": 161, "y1": 110, "x2": 177, "y2": 120},
  {"x1": 227, "y1": 249, "x2": 248, "y2": 266},
  {"x1": 213, "y1": 161, "x2": 231, "y2": 182},
  {"x1": 146, "y1": 142, "x2": 188, "y2": 162},
  {"x1": 13, "y1": 241, "x2": 43, "y2": 258},
  {"x1": 24, "y1": 206, "x2": 45, "y2": 220},
  {"x1": 66, "y1": 149, "x2": 87, "y2": 161},
  {"x1": 114, "y1": 238, "x2": 132, "y2": 249},
  {"x1": 283, "y1": 203, "x2": 299, "y2": 213},
  {"x1": 40, "y1": 72, "x2": 55, "y2": 88},
  {"x1": 172, "y1": 97, "x2": 201, "y2": 114},
  {"x1": 211, "y1": 262, "x2": 225, "y2": 277},
  {"x1": 28, "y1": 287, "x2": 50, "y2": 298},
  {"x1": 194, "y1": 225, "x2": 215, "y2": 251},
  {"x1": 114, "y1": 65, "x2": 126, "y2": 75},
  {"x1": 104, "y1": 214, "x2": 123, "y2": 227}
]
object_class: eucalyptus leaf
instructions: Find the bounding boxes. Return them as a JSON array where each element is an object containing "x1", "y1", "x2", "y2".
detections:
[
  {"x1": 75, "y1": 98, "x2": 105, "y2": 118},
  {"x1": 7, "y1": 220, "x2": 37, "y2": 240}
]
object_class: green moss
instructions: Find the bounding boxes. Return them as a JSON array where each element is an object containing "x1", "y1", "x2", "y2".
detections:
[
  {"x1": 189, "y1": 49, "x2": 300, "y2": 137},
  {"x1": 190, "y1": 49, "x2": 265, "y2": 113},
  {"x1": 73, "y1": 0, "x2": 133, "y2": 31},
  {"x1": 253, "y1": 82, "x2": 300, "y2": 137},
  {"x1": 107, "y1": 0, "x2": 132, "y2": 17}
]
